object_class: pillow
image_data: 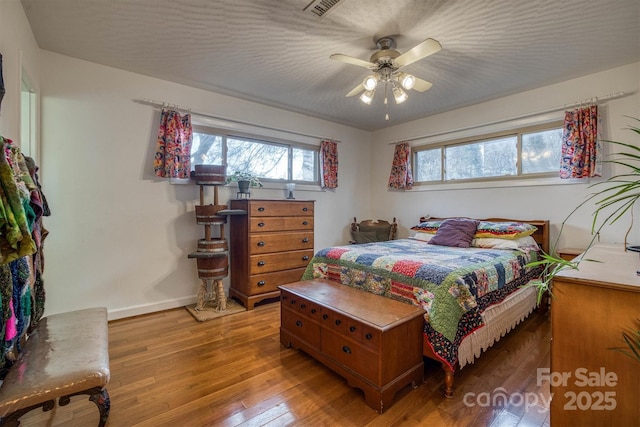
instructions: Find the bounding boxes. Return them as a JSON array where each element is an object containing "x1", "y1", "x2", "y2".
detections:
[
  {"x1": 471, "y1": 235, "x2": 540, "y2": 252},
  {"x1": 475, "y1": 221, "x2": 537, "y2": 239},
  {"x1": 351, "y1": 231, "x2": 378, "y2": 244},
  {"x1": 411, "y1": 232, "x2": 434, "y2": 242},
  {"x1": 428, "y1": 218, "x2": 480, "y2": 248},
  {"x1": 410, "y1": 220, "x2": 443, "y2": 234}
]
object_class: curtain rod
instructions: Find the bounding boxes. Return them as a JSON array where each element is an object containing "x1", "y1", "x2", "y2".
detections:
[
  {"x1": 387, "y1": 91, "x2": 634, "y2": 145},
  {"x1": 134, "y1": 98, "x2": 341, "y2": 143}
]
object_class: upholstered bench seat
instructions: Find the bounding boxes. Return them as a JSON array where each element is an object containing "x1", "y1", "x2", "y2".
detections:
[{"x1": 0, "y1": 307, "x2": 110, "y2": 426}]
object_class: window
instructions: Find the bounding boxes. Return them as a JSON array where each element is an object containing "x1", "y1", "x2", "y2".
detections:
[
  {"x1": 191, "y1": 127, "x2": 318, "y2": 183},
  {"x1": 413, "y1": 123, "x2": 563, "y2": 184}
]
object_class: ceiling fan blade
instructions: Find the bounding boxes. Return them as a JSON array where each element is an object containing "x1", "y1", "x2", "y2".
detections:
[
  {"x1": 412, "y1": 77, "x2": 433, "y2": 92},
  {"x1": 345, "y1": 83, "x2": 365, "y2": 97},
  {"x1": 394, "y1": 38, "x2": 442, "y2": 68},
  {"x1": 330, "y1": 53, "x2": 376, "y2": 69}
]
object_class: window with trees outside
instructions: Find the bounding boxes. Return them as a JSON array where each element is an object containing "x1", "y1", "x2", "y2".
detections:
[
  {"x1": 413, "y1": 122, "x2": 563, "y2": 184},
  {"x1": 191, "y1": 127, "x2": 319, "y2": 183}
]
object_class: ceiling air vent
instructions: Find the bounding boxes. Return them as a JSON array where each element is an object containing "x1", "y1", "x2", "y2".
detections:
[{"x1": 303, "y1": 0, "x2": 345, "y2": 18}]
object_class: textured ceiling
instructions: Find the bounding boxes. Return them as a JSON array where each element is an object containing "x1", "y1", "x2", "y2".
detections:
[{"x1": 21, "y1": 0, "x2": 640, "y2": 131}]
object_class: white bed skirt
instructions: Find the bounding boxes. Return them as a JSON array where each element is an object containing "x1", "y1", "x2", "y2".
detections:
[{"x1": 457, "y1": 285, "x2": 538, "y2": 369}]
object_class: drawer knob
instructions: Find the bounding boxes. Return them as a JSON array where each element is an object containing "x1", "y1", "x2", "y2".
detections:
[
  {"x1": 335, "y1": 319, "x2": 341, "y2": 326},
  {"x1": 290, "y1": 299, "x2": 296, "y2": 304},
  {"x1": 311, "y1": 308, "x2": 317, "y2": 314},
  {"x1": 296, "y1": 321, "x2": 302, "y2": 327},
  {"x1": 300, "y1": 304, "x2": 306, "y2": 309},
  {"x1": 257, "y1": 241, "x2": 266, "y2": 246},
  {"x1": 302, "y1": 221, "x2": 308, "y2": 225},
  {"x1": 257, "y1": 281, "x2": 265, "y2": 287},
  {"x1": 342, "y1": 346, "x2": 352, "y2": 354},
  {"x1": 257, "y1": 261, "x2": 265, "y2": 266},
  {"x1": 282, "y1": 295, "x2": 288, "y2": 301},
  {"x1": 302, "y1": 237, "x2": 309, "y2": 243},
  {"x1": 258, "y1": 222, "x2": 265, "y2": 227},
  {"x1": 258, "y1": 207, "x2": 265, "y2": 212},
  {"x1": 349, "y1": 326, "x2": 356, "y2": 333},
  {"x1": 365, "y1": 333, "x2": 373, "y2": 340},
  {"x1": 302, "y1": 207, "x2": 308, "y2": 212},
  {"x1": 302, "y1": 255, "x2": 309, "y2": 261},
  {"x1": 322, "y1": 314, "x2": 328, "y2": 320}
]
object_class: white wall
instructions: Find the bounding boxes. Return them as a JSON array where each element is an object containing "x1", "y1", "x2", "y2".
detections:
[
  {"x1": 0, "y1": 0, "x2": 40, "y2": 151},
  {"x1": 371, "y1": 63, "x2": 640, "y2": 251},
  {"x1": 39, "y1": 50, "x2": 371, "y2": 319}
]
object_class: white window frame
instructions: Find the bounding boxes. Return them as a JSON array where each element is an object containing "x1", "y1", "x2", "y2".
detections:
[
  {"x1": 192, "y1": 125, "x2": 320, "y2": 185},
  {"x1": 412, "y1": 121, "x2": 564, "y2": 186}
]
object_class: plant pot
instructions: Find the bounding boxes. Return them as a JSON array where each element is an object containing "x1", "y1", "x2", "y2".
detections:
[{"x1": 238, "y1": 180, "x2": 251, "y2": 193}]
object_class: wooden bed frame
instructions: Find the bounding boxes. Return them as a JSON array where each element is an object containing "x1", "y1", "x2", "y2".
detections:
[{"x1": 418, "y1": 217, "x2": 550, "y2": 396}]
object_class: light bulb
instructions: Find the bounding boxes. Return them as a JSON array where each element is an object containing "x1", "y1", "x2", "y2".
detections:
[
  {"x1": 399, "y1": 73, "x2": 415, "y2": 90},
  {"x1": 363, "y1": 75, "x2": 378, "y2": 91},
  {"x1": 393, "y1": 86, "x2": 408, "y2": 104},
  {"x1": 360, "y1": 90, "x2": 375, "y2": 105}
]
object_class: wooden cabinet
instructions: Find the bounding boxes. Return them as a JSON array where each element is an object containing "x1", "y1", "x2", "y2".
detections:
[
  {"x1": 556, "y1": 247, "x2": 585, "y2": 261},
  {"x1": 551, "y1": 244, "x2": 640, "y2": 426},
  {"x1": 229, "y1": 199, "x2": 314, "y2": 309},
  {"x1": 279, "y1": 279, "x2": 424, "y2": 413}
]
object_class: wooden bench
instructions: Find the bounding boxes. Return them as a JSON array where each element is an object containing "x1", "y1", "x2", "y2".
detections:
[{"x1": 0, "y1": 307, "x2": 111, "y2": 426}]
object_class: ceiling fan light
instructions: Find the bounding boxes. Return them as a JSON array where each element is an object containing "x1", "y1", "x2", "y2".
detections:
[
  {"x1": 399, "y1": 73, "x2": 416, "y2": 90},
  {"x1": 360, "y1": 89, "x2": 375, "y2": 105},
  {"x1": 363, "y1": 75, "x2": 378, "y2": 91},
  {"x1": 393, "y1": 87, "x2": 408, "y2": 104}
]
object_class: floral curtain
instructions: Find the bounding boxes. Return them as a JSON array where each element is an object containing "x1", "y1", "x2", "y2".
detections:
[
  {"x1": 559, "y1": 104, "x2": 601, "y2": 179},
  {"x1": 388, "y1": 142, "x2": 413, "y2": 189},
  {"x1": 153, "y1": 108, "x2": 193, "y2": 178},
  {"x1": 320, "y1": 139, "x2": 338, "y2": 189}
]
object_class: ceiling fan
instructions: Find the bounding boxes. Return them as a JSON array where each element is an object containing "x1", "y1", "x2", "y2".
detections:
[{"x1": 330, "y1": 36, "x2": 441, "y2": 108}]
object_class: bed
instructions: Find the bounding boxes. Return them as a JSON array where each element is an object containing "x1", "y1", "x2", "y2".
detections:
[{"x1": 300, "y1": 217, "x2": 549, "y2": 396}]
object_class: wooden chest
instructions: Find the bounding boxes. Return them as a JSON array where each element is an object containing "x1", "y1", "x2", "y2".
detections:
[
  {"x1": 229, "y1": 199, "x2": 314, "y2": 309},
  {"x1": 279, "y1": 279, "x2": 424, "y2": 413}
]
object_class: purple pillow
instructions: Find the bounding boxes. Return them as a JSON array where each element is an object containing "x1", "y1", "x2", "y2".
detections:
[{"x1": 428, "y1": 218, "x2": 480, "y2": 248}]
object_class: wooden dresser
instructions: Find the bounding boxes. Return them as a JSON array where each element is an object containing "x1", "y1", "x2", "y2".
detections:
[
  {"x1": 279, "y1": 279, "x2": 424, "y2": 413},
  {"x1": 229, "y1": 199, "x2": 314, "y2": 309},
  {"x1": 551, "y1": 244, "x2": 640, "y2": 426}
]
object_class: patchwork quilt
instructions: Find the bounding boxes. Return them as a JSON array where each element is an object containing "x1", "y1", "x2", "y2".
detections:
[{"x1": 301, "y1": 238, "x2": 542, "y2": 369}]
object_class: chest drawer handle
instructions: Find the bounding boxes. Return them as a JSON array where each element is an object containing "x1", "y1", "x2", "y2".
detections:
[
  {"x1": 311, "y1": 308, "x2": 317, "y2": 314},
  {"x1": 282, "y1": 295, "x2": 288, "y2": 301},
  {"x1": 302, "y1": 207, "x2": 308, "y2": 212},
  {"x1": 335, "y1": 319, "x2": 341, "y2": 326},
  {"x1": 300, "y1": 304, "x2": 306, "y2": 309},
  {"x1": 258, "y1": 207, "x2": 265, "y2": 212},
  {"x1": 296, "y1": 320, "x2": 302, "y2": 327},
  {"x1": 302, "y1": 237, "x2": 309, "y2": 243},
  {"x1": 257, "y1": 261, "x2": 265, "y2": 266},
  {"x1": 257, "y1": 241, "x2": 265, "y2": 246},
  {"x1": 342, "y1": 346, "x2": 352, "y2": 354},
  {"x1": 258, "y1": 222, "x2": 265, "y2": 227},
  {"x1": 290, "y1": 299, "x2": 296, "y2": 304},
  {"x1": 302, "y1": 255, "x2": 309, "y2": 261},
  {"x1": 257, "y1": 281, "x2": 265, "y2": 287},
  {"x1": 365, "y1": 333, "x2": 373, "y2": 340},
  {"x1": 302, "y1": 221, "x2": 308, "y2": 225},
  {"x1": 322, "y1": 314, "x2": 328, "y2": 320},
  {"x1": 349, "y1": 326, "x2": 356, "y2": 333}
]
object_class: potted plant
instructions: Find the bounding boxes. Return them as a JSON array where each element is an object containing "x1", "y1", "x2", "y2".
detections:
[
  {"x1": 225, "y1": 171, "x2": 263, "y2": 193},
  {"x1": 527, "y1": 117, "x2": 640, "y2": 362}
]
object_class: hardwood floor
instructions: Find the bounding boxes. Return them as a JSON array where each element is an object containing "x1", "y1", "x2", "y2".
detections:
[{"x1": 18, "y1": 303, "x2": 551, "y2": 427}]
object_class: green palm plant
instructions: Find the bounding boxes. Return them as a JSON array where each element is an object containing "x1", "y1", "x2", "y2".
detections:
[{"x1": 527, "y1": 117, "x2": 640, "y2": 362}]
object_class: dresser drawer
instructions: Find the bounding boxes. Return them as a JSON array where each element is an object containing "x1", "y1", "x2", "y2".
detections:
[
  {"x1": 249, "y1": 201, "x2": 314, "y2": 217},
  {"x1": 321, "y1": 328, "x2": 379, "y2": 384},
  {"x1": 249, "y1": 232, "x2": 314, "y2": 254},
  {"x1": 281, "y1": 306, "x2": 321, "y2": 348},
  {"x1": 250, "y1": 216, "x2": 314, "y2": 232},
  {"x1": 249, "y1": 250, "x2": 314, "y2": 275},
  {"x1": 246, "y1": 268, "x2": 306, "y2": 294}
]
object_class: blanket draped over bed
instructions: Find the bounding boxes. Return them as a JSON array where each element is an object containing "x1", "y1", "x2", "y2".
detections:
[{"x1": 301, "y1": 238, "x2": 542, "y2": 370}]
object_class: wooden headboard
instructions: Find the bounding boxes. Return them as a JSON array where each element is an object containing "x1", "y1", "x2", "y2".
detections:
[{"x1": 418, "y1": 216, "x2": 550, "y2": 254}]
